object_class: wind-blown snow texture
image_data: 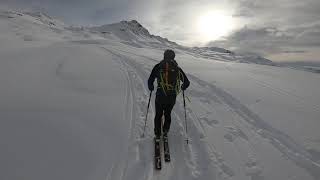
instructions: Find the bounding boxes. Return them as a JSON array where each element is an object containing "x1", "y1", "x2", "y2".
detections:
[{"x1": 1, "y1": 10, "x2": 320, "y2": 180}]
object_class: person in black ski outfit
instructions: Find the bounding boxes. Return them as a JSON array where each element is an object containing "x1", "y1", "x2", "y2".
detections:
[{"x1": 148, "y1": 49, "x2": 190, "y2": 139}]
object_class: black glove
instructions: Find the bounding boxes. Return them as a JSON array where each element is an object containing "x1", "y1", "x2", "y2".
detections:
[
  {"x1": 181, "y1": 84, "x2": 187, "y2": 91},
  {"x1": 148, "y1": 84, "x2": 154, "y2": 91}
]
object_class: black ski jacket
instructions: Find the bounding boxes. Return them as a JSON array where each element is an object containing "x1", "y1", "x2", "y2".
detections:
[{"x1": 148, "y1": 59, "x2": 190, "y2": 97}]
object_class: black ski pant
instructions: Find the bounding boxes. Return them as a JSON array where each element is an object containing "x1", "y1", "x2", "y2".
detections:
[{"x1": 154, "y1": 94, "x2": 176, "y2": 137}]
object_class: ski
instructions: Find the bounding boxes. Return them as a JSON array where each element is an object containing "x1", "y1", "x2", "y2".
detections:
[
  {"x1": 154, "y1": 137, "x2": 162, "y2": 170},
  {"x1": 163, "y1": 134, "x2": 171, "y2": 162}
]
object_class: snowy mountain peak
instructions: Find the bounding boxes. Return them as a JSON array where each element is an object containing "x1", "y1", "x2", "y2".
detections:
[
  {"x1": 0, "y1": 9, "x2": 65, "y2": 28},
  {"x1": 119, "y1": 20, "x2": 151, "y2": 37},
  {"x1": 92, "y1": 19, "x2": 151, "y2": 38},
  {"x1": 23, "y1": 11, "x2": 66, "y2": 27},
  {"x1": 0, "y1": 10, "x2": 23, "y2": 18},
  {"x1": 120, "y1": 20, "x2": 141, "y2": 27},
  {"x1": 90, "y1": 20, "x2": 179, "y2": 48},
  {"x1": 24, "y1": 11, "x2": 53, "y2": 20}
]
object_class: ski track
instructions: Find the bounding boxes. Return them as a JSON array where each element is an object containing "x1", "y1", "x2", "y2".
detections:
[
  {"x1": 101, "y1": 45, "x2": 320, "y2": 180},
  {"x1": 100, "y1": 47, "x2": 223, "y2": 180},
  {"x1": 103, "y1": 47, "x2": 239, "y2": 180},
  {"x1": 103, "y1": 47, "x2": 241, "y2": 179},
  {"x1": 186, "y1": 72, "x2": 320, "y2": 179}
]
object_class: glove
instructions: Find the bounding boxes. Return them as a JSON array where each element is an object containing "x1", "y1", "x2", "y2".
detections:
[{"x1": 148, "y1": 84, "x2": 154, "y2": 91}]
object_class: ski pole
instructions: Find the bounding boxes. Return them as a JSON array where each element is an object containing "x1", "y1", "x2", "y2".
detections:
[
  {"x1": 142, "y1": 91, "x2": 152, "y2": 138},
  {"x1": 183, "y1": 90, "x2": 189, "y2": 144}
]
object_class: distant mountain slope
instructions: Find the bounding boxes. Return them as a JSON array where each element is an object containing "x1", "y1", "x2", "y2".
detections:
[
  {"x1": 279, "y1": 61, "x2": 320, "y2": 73},
  {"x1": 90, "y1": 20, "x2": 275, "y2": 65},
  {"x1": 0, "y1": 9, "x2": 274, "y2": 65},
  {"x1": 90, "y1": 20, "x2": 179, "y2": 49},
  {"x1": 190, "y1": 47, "x2": 275, "y2": 65}
]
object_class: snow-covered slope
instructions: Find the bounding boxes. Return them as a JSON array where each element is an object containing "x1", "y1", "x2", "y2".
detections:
[
  {"x1": 190, "y1": 47, "x2": 275, "y2": 65},
  {"x1": 1, "y1": 10, "x2": 320, "y2": 180},
  {"x1": 280, "y1": 61, "x2": 320, "y2": 74}
]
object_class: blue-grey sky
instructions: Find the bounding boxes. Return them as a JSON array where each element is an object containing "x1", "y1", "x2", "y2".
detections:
[{"x1": 1, "y1": 0, "x2": 320, "y2": 62}]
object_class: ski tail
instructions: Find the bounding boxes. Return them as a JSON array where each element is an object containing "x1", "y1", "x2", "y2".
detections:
[
  {"x1": 154, "y1": 137, "x2": 162, "y2": 170},
  {"x1": 163, "y1": 134, "x2": 171, "y2": 162}
]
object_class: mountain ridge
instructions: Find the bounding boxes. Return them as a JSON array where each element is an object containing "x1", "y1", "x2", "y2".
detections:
[
  {"x1": 90, "y1": 19, "x2": 275, "y2": 65},
  {"x1": 1, "y1": 9, "x2": 274, "y2": 65}
]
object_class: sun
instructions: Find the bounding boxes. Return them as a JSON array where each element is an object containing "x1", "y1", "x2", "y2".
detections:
[{"x1": 197, "y1": 11, "x2": 235, "y2": 42}]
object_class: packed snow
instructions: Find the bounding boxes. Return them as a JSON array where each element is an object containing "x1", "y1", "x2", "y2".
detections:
[{"x1": 1, "y1": 10, "x2": 320, "y2": 180}]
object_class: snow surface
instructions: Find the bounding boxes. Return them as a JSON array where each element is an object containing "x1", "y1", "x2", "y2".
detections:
[{"x1": 1, "y1": 10, "x2": 320, "y2": 180}]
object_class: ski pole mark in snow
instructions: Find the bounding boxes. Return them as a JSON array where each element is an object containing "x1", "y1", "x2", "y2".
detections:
[
  {"x1": 199, "y1": 115, "x2": 220, "y2": 127},
  {"x1": 224, "y1": 126, "x2": 249, "y2": 142},
  {"x1": 178, "y1": 98, "x2": 236, "y2": 179}
]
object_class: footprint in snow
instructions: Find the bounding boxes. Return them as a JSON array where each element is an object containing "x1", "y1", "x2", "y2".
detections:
[
  {"x1": 224, "y1": 133, "x2": 234, "y2": 142},
  {"x1": 245, "y1": 159, "x2": 264, "y2": 180},
  {"x1": 224, "y1": 126, "x2": 249, "y2": 141},
  {"x1": 200, "y1": 116, "x2": 220, "y2": 127}
]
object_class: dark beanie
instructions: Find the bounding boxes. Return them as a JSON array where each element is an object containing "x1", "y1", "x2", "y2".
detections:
[{"x1": 164, "y1": 49, "x2": 175, "y2": 60}]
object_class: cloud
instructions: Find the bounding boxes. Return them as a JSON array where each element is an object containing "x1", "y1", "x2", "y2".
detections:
[
  {"x1": 208, "y1": 26, "x2": 294, "y2": 55},
  {"x1": 290, "y1": 21, "x2": 320, "y2": 47},
  {"x1": 208, "y1": 21, "x2": 320, "y2": 61},
  {"x1": 207, "y1": 0, "x2": 320, "y2": 61},
  {"x1": 232, "y1": 0, "x2": 320, "y2": 25}
]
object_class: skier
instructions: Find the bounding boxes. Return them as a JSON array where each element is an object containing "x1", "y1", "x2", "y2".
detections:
[{"x1": 148, "y1": 49, "x2": 190, "y2": 141}]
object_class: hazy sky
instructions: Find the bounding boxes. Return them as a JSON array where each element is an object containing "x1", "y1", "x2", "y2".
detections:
[{"x1": 1, "y1": 0, "x2": 320, "y2": 62}]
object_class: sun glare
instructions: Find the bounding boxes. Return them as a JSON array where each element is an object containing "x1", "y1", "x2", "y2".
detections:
[{"x1": 197, "y1": 11, "x2": 235, "y2": 42}]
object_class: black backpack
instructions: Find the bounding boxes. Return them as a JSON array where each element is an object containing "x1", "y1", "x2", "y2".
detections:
[{"x1": 158, "y1": 60, "x2": 181, "y2": 95}]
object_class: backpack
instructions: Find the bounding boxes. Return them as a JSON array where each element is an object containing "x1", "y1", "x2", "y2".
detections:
[{"x1": 158, "y1": 60, "x2": 181, "y2": 95}]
